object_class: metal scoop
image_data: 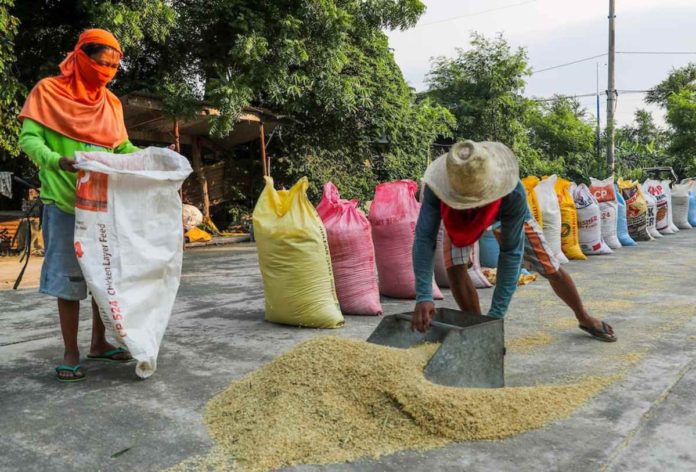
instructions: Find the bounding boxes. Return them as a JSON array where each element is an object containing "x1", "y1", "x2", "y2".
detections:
[{"x1": 367, "y1": 308, "x2": 505, "y2": 388}]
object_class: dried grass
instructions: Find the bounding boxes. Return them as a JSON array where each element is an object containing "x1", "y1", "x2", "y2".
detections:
[{"x1": 194, "y1": 336, "x2": 610, "y2": 472}]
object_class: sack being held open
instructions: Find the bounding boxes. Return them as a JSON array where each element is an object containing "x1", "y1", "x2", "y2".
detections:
[{"x1": 74, "y1": 147, "x2": 192, "y2": 379}]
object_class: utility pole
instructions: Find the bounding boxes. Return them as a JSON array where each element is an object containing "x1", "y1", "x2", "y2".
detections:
[
  {"x1": 606, "y1": 0, "x2": 616, "y2": 174},
  {"x1": 596, "y1": 62, "x2": 601, "y2": 159}
]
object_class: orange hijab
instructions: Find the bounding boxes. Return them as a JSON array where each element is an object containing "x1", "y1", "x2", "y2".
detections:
[{"x1": 19, "y1": 29, "x2": 128, "y2": 149}]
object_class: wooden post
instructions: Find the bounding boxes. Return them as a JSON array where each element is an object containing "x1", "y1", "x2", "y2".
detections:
[
  {"x1": 191, "y1": 137, "x2": 211, "y2": 219},
  {"x1": 260, "y1": 122, "x2": 268, "y2": 177},
  {"x1": 174, "y1": 119, "x2": 184, "y2": 203},
  {"x1": 174, "y1": 118, "x2": 181, "y2": 153}
]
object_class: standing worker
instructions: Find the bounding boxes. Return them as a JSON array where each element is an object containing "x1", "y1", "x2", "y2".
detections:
[
  {"x1": 19, "y1": 29, "x2": 137, "y2": 382},
  {"x1": 411, "y1": 140, "x2": 616, "y2": 342}
]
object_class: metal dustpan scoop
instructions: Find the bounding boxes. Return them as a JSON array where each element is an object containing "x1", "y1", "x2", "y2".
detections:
[{"x1": 367, "y1": 308, "x2": 505, "y2": 388}]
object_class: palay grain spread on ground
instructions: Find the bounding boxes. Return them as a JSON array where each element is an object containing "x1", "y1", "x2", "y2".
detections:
[{"x1": 198, "y1": 336, "x2": 610, "y2": 472}]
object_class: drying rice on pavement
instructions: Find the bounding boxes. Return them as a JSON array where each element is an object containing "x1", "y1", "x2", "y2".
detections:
[{"x1": 195, "y1": 336, "x2": 611, "y2": 472}]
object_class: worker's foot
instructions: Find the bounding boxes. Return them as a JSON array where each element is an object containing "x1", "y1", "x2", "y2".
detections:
[
  {"x1": 56, "y1": 351, "x2": 85, "y2": 382},
  {"x1": 88, "y1": 342, "x2": 133, "y2": 362},
  {"x1": 578, "y1": 316, "x2": 616, "y2": 342}
]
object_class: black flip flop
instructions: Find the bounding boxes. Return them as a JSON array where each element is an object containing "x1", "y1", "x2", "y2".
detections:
[{"x1": 579, "y1": 321, "x2": 617, "y2": 342}]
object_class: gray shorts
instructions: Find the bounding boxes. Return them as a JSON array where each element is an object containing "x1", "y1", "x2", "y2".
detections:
[{"x1": 40, "y1": 203, "x2": 87, "y2": 301}]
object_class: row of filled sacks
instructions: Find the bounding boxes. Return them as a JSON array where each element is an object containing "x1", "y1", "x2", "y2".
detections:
[
  {"x1": 481, "y1": 175, "x2": 696, "y2": 268},
  {"x1": 252, "y1": 175, "x2": 696, "y2": 328},
  {"x1": 252, "y1": 178, "x2": 444, "y2": 328},
  {"x1": 617, "y1": 178, "x2": 696, "y2": 241}
]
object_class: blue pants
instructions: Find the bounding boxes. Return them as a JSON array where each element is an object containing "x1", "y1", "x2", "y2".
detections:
[{"x1": 40, "y1": 204, "x2": 87, "y2": 301}]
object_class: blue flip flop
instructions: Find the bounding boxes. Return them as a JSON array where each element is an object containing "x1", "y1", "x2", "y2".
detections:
[
  {"x1": 87, "y1": 347, "x2": 133, "y2": 363},
  {"x1": 55, "y1": 364, "x2": 86, "y2": 382}
]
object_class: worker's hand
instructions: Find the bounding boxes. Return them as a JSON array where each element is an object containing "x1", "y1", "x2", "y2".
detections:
[
  {"x1": 168, "y1": 144, "x2": 176, "y2": 151},
  {"x1": 412, "y1": 301, "x2": 436, "y2": 333},
  {"x1": 59, "y1": 157, "x2": 78, "y2": 173}
]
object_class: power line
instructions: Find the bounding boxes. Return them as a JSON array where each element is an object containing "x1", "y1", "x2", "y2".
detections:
[
  {"x1": 531, "y1": 92, "x2": 599, "y2": 102},
  {"x1": 617, "y1": 51, "x2": 696, "y2": 55},
  {"x1": 416, "y1": 0, "x2": 538, "y2": 28},
  {"x1": 532, "y1": 54, "x2": 607, "y2": 74},
  {"x1": 530, "y1": 51, "x2": 696, "y2": 76}
]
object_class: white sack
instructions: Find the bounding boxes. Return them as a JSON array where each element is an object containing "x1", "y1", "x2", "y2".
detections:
[
  {"x1": 74, "y1": 147, "x2": 192, "y2": 379},
  {"x1": 589, "y1": 176, "x2": 622, "y2": 250},
  {"x1": 643, "y1": 179, "x2": 673, "y2": 234},
  {"x1": 671, "y1": 183, "x2": 693, "y2": 229},
  {"x1": 573, "y1": 183, "x2": 613, "y2": 255},
  {"x1": 641, "y1": 183, "x2": 664, "y2": 238},
  {"x1": 535, "y1": 175, "x2": 568, "y2": 263},
  {"x1": 182, "y1": 204, "x2": 204, "y2": 231},
  {"x1": 662, "y1": 180, "x2": 680, "y2": 233}
]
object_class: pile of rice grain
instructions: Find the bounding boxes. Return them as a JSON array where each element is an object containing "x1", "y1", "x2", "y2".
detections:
[{"x1": 202, "y1": 336, "x2": 610, "y2": 472}]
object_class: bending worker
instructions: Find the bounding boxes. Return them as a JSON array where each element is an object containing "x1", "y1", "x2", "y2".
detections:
[{"x1": 411, "y1": 140, "x2": 616, "y2": 342}]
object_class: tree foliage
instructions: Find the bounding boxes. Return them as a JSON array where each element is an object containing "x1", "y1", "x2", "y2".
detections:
[
  {"x1": 646, "y1": 64, "x2": 696, "y2": 177},
  {"x1": 526, "y1": 96, "x2": 601, "y2": 182},
  {"x1": 425, "y1": 34, "x2": 605, "y2": 182},
  {"x1": 666, "y1": 91, "x2": 696, "y2": 177},
  {"x1": 425, "y1": 33, "x2": 530, "y2": 145},
  {"x1": 646, "y1": 63, "x2": 696, "y2": 108},
  {"x1": 614, "y1": 109, "x2": 670, "y2": 181},
  {"x1": 0, "y1": 0, "x2": 23, "y2": 158},
  {"x1": 3, "y1": 0, "x2": 455, "y2": 205}
]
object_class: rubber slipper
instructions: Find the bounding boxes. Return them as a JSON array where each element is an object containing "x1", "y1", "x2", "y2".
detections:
[
  {"x1": 87, "y1": 347, "x2": 133, "y2": 363},
  {"x1": 579, "y1": 321, "x2": 617, "y2": 342},
  {"x1": 55, "y1": 364, "x2": 86, "y2": 382}
]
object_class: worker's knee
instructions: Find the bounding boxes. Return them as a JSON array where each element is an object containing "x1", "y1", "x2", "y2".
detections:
[
  {"x1": 543, "y1": 269, "x2": 563, "y2": 283},
  {"x1": 447, "y1": 263, "x2": 471, "y2": 284}
]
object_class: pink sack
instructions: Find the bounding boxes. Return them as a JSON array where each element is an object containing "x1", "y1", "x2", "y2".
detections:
[
  {"x1": 369, "y1": 180, "x2": 443, "y2": 299},
  {"x1": 316, "y1": 183, "x2": 383, "y2": 315}
]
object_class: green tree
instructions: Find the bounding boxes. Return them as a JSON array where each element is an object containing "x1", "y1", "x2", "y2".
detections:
[
  {"x1": 425, "y1": 33, "x2": 530, "y2": 144},
  {"x1": 0, "y1": 0, "x2": 23, "y2": 159},
  {"x1": 526, "y1": 96, "x2": 600, "y2": 182},
  {"x1": 665, "y1": 91, "x2": 696, "y2": 177},
  {"x1": 5, "y1": 0, "x2": 453, "y2": 206},
  {"x1": 141, "y1": 0, "x2": 455, "y2": 202},
  {"x1": 11, "y1": 0, "x2": 174, "y2": 89},
  {"x1": 644, "y1": 64, "x2": 696, "y2": 178},
  {"x1": 646, "y1": 63, "x2": 696, "y2": 108},
  {"x1": 424, "y1": 32, "x2": 566, "y2": 178},
  {"x1": 614, "y1": 109, "x2": 670, "y2": 181}
]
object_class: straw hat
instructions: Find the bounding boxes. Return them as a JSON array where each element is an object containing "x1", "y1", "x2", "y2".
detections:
[{"x1": 423, "y1": 140, "x2": 519, "y2": 210}]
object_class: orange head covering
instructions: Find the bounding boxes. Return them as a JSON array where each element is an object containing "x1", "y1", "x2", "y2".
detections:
[{"x1": 19, "y1": 29, "x2": 129, "y2": 148}]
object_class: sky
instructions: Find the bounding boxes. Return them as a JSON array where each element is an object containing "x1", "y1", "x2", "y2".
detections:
[{"x1": 386, "y1": 0, "x2": 696, "y2": 127}]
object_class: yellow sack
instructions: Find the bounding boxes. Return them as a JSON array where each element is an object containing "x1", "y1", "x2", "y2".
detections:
[
  {"x1": 522, "y1": 176, "x2": 544, "y2": 227},
  {"x1": 185, "y1": 227, "x2": 212, "y2": 242},
  {"x1": 253, "y1": 177, "x2": 344, "y2": 328},
  {"x1": 554, "y1": 177, "x2": 586, "y2": 260}
]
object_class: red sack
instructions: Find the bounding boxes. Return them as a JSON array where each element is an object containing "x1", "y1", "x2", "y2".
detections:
[
  {"x1": 316, "y1": 183, "x2": 383, "y2": 315},
  {"x1": 368, "y1": 180, "x2": 443, "y2": 300}
]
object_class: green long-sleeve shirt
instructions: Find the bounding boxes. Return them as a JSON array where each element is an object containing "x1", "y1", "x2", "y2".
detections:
[{"x1": 19, "y1": 118, "x2": 138, "y2": 214}]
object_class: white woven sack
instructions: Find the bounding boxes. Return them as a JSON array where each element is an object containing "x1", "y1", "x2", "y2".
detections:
[
  {"x1": 643, "y1": 179, "x2": 673, "y2": 234},
  {"x1": 662, "y1": 180, "x2": 680, "y2": 233},
  {"x1": 535, "y1": 175, "x2": 568, "y2": 263},
  {"x1": 641, "y1": 185, "x2": 663, "y2": 239},
  {"x1": 573, "y1": 184, "x2": 613, "y2": 255},
  {"x1": 74, "y1": 147, "x2": 192, "y2": 379},
  {"x1": 671, "y1": 183, "x2": 693, "y2": 229},
  {"x1": 589, "y1": 176, "x2": 621, "y2": 250}
]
